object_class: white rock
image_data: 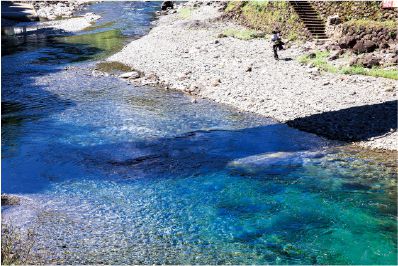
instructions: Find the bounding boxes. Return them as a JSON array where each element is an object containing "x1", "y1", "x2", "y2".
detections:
[{"x1": 119, "y1": 71, "x2": 140, "y2": 79}]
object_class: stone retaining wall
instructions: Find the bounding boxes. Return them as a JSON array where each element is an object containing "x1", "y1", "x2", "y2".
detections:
[
  {"x1": 312, "y1": 1, "x2": 398, "y2": 22},
  {"x1": 327, "y1": 21, "x2": 398, "y2": 67},
  {"x1": 335, "y1": 22, "x2": 397, "y2": 54}
]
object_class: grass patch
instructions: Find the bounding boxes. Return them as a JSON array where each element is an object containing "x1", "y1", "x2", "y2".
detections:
[
  {"x1": 95, "y1": 61, "x2": 132, "y2": 73},
  {"x1": 345, "y1": 19, "x2": 397, "y2": 30},
  {"x1": 221, "y1": 28, "x2": 262, "y2": 40},
  {"x1": 298, "y1": 51, "x2": 338, "y2": 73},
  {"x1": 225, "y1": 1, "x2": 241, "y2": 12},
  {"x1": 231, "y1": 1, "x2": 307, "y2": 40},
  {"x1": 341, "y1": 66, "x2": 398, "y2": 80},
  {"x1": 178, "y1": 7, "x2": 193, "y2": 19},
  {"x1": 298, "y1": 51, "x2": 398, "y2": 80}
]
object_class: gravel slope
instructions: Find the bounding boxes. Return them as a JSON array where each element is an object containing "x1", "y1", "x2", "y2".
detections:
[{"x1": 109, "y1": 2, "x2": 397, "y2": 151}]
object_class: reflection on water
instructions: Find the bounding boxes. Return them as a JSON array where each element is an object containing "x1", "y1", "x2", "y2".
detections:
[
  {"x1": 56, "y1": 29, "x2": 125, "y2": 60},
  {"x1": 1, "y1": 1, "x2": 397, "y2": 265}
]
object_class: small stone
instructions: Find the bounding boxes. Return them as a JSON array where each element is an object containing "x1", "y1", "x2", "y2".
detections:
[
  {"x1": 177, "y1": 73, "x2": 187, "y2": 81},
  {"x1": 328, "y1": 51, "x2": 340, "y2": 61},
  {"x1": 191, "y1": 98, "x2": 197, "y2": 103},
  {"x1": 91, "y1": 70, "x2": 104, "y2": 77},
  {"x1": 308, "y1": 53, "x2": 316, "y2": 59},
  {"x1": 212, "y1": 78, "x2": 221, "y2": 86},
  {"x1": 323, "y1": 81, "x2": 330, "y2": 86},
  {"x1": 119, "y1": 71, "x2": 140, "y2": 79}
]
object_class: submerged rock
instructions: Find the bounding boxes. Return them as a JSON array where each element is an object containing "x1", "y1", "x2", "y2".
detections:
[{"x1": 228, "y1": 151, "x2": 323, "y2": 175}]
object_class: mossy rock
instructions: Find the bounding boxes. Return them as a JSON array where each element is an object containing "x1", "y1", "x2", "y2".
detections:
[{"x1": 95, "y1": 61, "x2": 132, "y2": 73}]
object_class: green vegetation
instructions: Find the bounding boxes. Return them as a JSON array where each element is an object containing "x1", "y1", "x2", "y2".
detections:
[
  {"x1": 1, "y1": 223, "x2": 37, "y2": 265},
  {"x1": 178, "y1": 7, "x2": 193, "y2": 19},
  {"x1": 95, "y1": 61, "x2": 132, "y2": 73},
  {"x1": 298, "y1": 51, "x2": 398, "y2": 80},
  {"x1": 225, "y1": 1, "x2": 306, "y2": 41},
  {"x1": 341, "y1": 66, "x2": 398, "y2": 80},
  {"x1": 221, "y1": 28, "x2": 262, "y2": 40},
  {"x1": 345, "y1": 19, "x2": 397, "y2": 30},
  {"x1": 314, "y1": 1, "x2": 391, "y2": 22},
  {"x1": 224, "y1": 1, "x2": 240, "y2": 12}
]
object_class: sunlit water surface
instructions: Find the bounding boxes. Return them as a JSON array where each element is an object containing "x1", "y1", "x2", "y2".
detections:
[{"x1": 1, "y1": 2, "x2": 397, "y2": 265}]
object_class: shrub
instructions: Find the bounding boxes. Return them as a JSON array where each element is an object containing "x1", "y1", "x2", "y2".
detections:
[
  {"x1": 222, "y1": 28, "x2": 261, "y2": 40},
  {"x1": 298, "y1": 51, "x2": 398, "y2": 80}
]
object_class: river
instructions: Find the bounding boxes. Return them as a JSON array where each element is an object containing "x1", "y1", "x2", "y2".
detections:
[{"x1": 1, "y1": 2, "x2": 397, "y2": 264}]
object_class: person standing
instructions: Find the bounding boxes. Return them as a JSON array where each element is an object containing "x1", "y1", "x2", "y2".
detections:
[{"x1": 271, "y1": 30, "x2": 284, "y2": 60}]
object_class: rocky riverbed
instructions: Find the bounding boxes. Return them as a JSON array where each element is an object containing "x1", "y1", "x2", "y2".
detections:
[
  {"x1": 33, "y1": 0, "x2": 91, "y2": 21},
  {"x1": 109, "y1": 1, "x2": 397, "y2": 151},
  {"x1": 11, "y1": 12, "x2": 101, "y2": 33}
]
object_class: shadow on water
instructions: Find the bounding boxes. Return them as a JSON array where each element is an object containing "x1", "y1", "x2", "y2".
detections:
[
  {"x1": 287, "y1": 100, "x2": 397, "y2": 141},
  {"x1": 1, "y1": 1, "x2": 38, "y2": 25},
  {"x1": 2, "y1": 119, "x2": 334, "y2": 194},
  {"x1": 86, "y1": 124, "x2": 332, "y2": 178}
]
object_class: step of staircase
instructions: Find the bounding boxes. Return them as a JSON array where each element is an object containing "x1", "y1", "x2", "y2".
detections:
[{"x1": 290, "y1": 0, "x2": 327, "y2": 41}]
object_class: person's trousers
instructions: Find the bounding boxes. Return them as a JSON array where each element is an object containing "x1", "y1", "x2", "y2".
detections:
[{"x1": 273, "y1": 44, "x2": 279, "y2": 59}]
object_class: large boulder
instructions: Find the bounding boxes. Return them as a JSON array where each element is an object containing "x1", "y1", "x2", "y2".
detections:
[
  {"x1": 339, "y1": 36, "x2": 357, "y2": 49},
  {"x1": 353, "y1": 40, "x2": 377, "y2": 54},
  {"x1": 327, "y1": 15, "x2": 341, "y2": 25},
  {"x1": 361, "y1": 54, "x2": 381, "y2": 68},
  {"x1": 161, "y1": 1, "x2": 173, "y2": 10},
  {"x1": 349, "y1": 54, "x2": 381, "y2": 68}
]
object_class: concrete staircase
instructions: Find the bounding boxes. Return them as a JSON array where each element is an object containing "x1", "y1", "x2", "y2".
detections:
[{"x1": 290, "y1": 1, "x2": 328, "y2": 41}]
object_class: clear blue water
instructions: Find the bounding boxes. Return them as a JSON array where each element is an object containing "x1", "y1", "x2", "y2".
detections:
[{"x1": 2, "y1": 2, "x2": 397, "y2": 265}]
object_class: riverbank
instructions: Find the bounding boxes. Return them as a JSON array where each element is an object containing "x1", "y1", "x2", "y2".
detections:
[
  {"x1": 109, "y1": 2, "x2": 397, "y2": 151},
  {"x1": 9, "y1": 12, "x2": 101, "y2": 33},
  {"x1": 1, "y1": 1, "x2": 90, "y2": 26},
  {"x1": 33, "y1": 0, "x2": 92, "y2": 21}
]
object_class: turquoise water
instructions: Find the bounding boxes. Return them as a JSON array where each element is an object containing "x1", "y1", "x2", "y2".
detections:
[{"x1": 2, "y1": 2, "x2": 397, "y2": 265}]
